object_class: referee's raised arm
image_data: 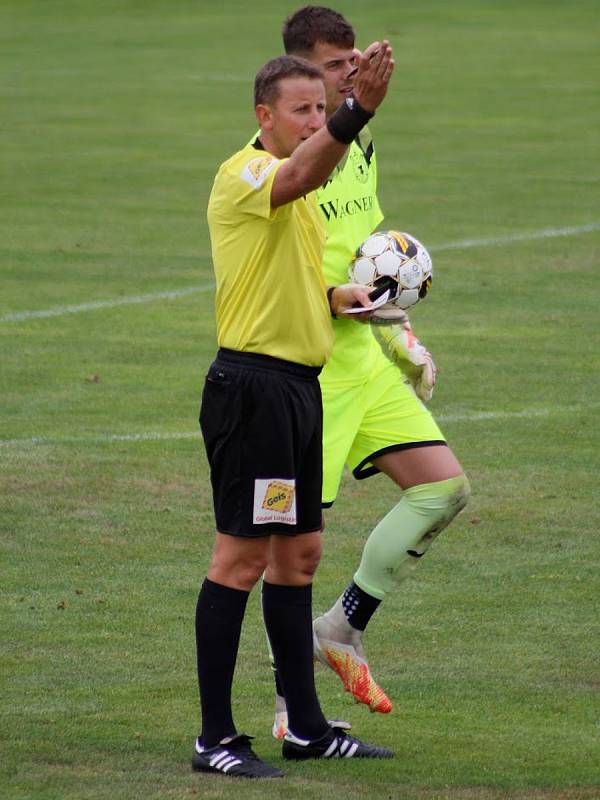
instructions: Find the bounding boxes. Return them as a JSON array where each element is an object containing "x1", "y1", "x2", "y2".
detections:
[{"x1": 252, "y1": 46, "x2": 393, "y2": 208}]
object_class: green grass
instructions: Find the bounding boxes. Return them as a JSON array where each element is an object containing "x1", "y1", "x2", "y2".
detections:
[{"x1": 1, "y1": 1, "x2": 599, "y2": 798}]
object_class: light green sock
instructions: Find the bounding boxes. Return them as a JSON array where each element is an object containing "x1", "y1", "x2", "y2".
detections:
[{"x1": 354, "y1": 475, "x2": 470, "y2": 599}]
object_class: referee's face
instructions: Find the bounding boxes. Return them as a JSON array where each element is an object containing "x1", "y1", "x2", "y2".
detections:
[
  {"x1": 264, "y1": 77, "x2": 326, "y2": 158},
  {"x1": 306, "y1": 41, "x2": 358, "y2": 117}
]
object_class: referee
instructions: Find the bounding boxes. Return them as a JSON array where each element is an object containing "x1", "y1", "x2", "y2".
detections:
[{"x1": 192, "y1": 50, "x2": 394, "y2": 778}]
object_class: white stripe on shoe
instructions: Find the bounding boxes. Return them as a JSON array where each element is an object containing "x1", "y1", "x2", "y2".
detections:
[
  {"x1": 210, "y1": 751, "x2": 242, "y2": 772},
  {"x1": 340, "y1": 738, "x2": 359, "y2": 758},
  {"x1": 222, "y1": 759, "x2": 242, "y2": 772},
  {"x1": 323, "y1": 738, "x2": 339, "y2": 757}
]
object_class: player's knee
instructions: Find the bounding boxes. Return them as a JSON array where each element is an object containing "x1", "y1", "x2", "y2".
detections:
[
  {"x1": 289, "y1": 538, "x2": 322, "y2": 580},
  {"x1": 297, "y1": 548, "x2": 321, "y2": 580},
  {"x1": 210, "y1": 553, "x2": 268, "y2": 591},
  {"x1": 446, "y1": 473, "x2": 470, "y2": 516},
  {"x1": 417, "y1": 473, "x2": 469, "y2": 516},
  {"x1": 240, "y1": 557, "x2": 270, "y2": 587},
  {"x1": 268, "y1": 538, "x2": 321, "y2": 584},
  {"x1": 405, "y1": 473, "x2": 470, "y2": 544}
]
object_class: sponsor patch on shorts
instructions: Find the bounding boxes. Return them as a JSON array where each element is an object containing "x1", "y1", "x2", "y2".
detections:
[{"x1": 253, "y1": 478, "x2": 297, "y2": 525}]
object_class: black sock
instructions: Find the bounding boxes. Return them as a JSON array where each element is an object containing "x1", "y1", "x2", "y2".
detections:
[
  {"x1": 262, "y1": 581, "x2": 329, "y2": 741},
  {"x1": 273, "y1": 664, "x2": 285, "y2": 698},
  {"x1": 342, "y1": 580, "x2": 381, "y2": 631},
  {"x1": 195, "y1": 577, "x2": 249, "y2": 748}
]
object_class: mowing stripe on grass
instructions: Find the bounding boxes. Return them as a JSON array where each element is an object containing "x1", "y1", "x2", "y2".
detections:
[
  {"x1": 2, "y1": 222, "x2": 599, "y2": 323},
  {"x1": 0, "y1": 404, "x2": 594, "y2": 449}
]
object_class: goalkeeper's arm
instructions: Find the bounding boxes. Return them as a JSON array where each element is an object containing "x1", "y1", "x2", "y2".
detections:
[{"x1": 371, "y1": 317, "x2": 437, "y2": 403}]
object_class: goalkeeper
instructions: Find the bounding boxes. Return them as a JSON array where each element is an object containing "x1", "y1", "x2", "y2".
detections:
[{"x1": 270, "y1": 5, "x2": 470, "y2": 735}]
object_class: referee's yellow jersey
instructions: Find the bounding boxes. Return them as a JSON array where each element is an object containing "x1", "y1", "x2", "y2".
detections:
[{"x1": 207, "y1": 143, "x2": 333, "y2": 367}]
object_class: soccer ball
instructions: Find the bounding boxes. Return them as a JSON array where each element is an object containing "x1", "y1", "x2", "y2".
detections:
[{"x1": 349, "y1": 230, "x2": 433, "y2": 310}]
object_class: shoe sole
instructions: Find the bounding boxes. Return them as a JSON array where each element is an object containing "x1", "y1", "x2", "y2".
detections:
[
  {"x1": 283, "y1": 738, "x2": 394, "y2": 761},
  {"x1": 192, "y1": 754, "x2": 283, "y2": 778}
]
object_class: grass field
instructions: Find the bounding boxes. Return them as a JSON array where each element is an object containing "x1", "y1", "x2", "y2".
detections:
[{"x1": 1, "y1": 1, "x2": 599, "y2": 798}]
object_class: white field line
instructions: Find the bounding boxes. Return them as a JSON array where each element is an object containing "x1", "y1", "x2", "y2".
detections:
[
  {"x1": 0, "y1": 284, "x2": 215, "y2": 323},
  {"x1": 2, "y1": 222, "x2": 599, "y2": 324},
  {"x1": 0, "y1": 404, "x2": 593, "y2": 449},
  {"x1": 0, "y1": 431, "x2": 201, "y2": 447},
  {"x1": 430, "y1": 222, "x2": 600, "y2": 252}
]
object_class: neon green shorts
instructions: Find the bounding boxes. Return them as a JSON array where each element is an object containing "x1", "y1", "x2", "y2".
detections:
[{"x1": 321, "y1": 351, "x2": 446, "y2": 505}]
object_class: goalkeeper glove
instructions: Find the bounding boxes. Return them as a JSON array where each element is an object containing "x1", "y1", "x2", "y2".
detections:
[{"x1": 372, "y1": 318, "x2": 437, "y2": 403}]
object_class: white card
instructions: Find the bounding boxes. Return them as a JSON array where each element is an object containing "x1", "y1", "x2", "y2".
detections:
[{"x1": 342, "y1": 289, "x2": 390, "y2": 314}]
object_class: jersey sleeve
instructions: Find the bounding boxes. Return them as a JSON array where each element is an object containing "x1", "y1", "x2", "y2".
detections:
[{"x1": 231, "y1": 153, "x2": 287, "y2": 219}]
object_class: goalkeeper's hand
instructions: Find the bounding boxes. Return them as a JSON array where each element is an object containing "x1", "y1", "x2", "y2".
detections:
[
  {"x1": 370, "y1": 306, "x2": 411, "y2": 325},
  {"x1": 372, "y1": 318, "x2": 437, "y2": 402}
]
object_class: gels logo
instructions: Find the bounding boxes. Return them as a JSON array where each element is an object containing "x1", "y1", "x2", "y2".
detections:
[
  {"x1": 253, "y1": 478, "x2": 297, "y2": 525},
  {"x1": 261, "y1": 481, "x2": 295, "y2": 513},
  {"x1": 241, "y1": 156, "x2": 278, "y2": 189}
]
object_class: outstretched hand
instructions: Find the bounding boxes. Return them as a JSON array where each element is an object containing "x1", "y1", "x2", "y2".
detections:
[{"x1": 352, "y1": 40, "x2": 395, "y2": 113}]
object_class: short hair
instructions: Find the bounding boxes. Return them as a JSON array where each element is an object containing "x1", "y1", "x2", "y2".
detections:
[
  {"x1": 282, "y1": 5, "x2": 355, "y2": 55},
  {"x1": 254, "y1": 55, "x2": 324, "y2": 107}
]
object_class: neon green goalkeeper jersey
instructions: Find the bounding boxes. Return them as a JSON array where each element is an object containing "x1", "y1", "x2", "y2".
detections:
[{"x1": 316, "y1": 128, "x2": 384, "y2": 386}]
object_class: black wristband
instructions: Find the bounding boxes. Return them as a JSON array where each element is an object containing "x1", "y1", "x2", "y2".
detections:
[
  {"x1": 326, "y1": 97, "x2": 374, "y2": 145},
  {"x1": 326, "y1": 286, "x2": 337, "y2": 318}
]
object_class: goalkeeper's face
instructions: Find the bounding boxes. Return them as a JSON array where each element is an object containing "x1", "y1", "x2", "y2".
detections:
[
  {"x1": 307, "y1": 41, "x2": 358, "y2": 117},
  {"x1": 258, "y1": 76, "x2": 326, "y2": 158}
]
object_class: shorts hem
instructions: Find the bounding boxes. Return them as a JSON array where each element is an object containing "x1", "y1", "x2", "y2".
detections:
[
  {"x1": 217, "y1": 525, "x2": 322, "y2": 537},
  {"x1": 352, "y1": 440, "x2": 448, "y2": 480}
]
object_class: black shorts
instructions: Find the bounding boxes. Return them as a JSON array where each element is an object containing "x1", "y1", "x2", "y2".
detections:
[{"x1": 199, "y1": 348, "x2": 323, "y2": 537}]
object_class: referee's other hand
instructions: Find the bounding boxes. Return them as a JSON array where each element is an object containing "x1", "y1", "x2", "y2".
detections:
[{"x1": 331, "y1": 283, "x2": 375, "y2": 322}]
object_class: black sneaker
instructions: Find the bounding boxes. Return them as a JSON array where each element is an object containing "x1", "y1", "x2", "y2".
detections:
[
  {"x1": 192, "y1": 733, "x2": 284, "y2": 778},
  {"x1": 282, "y1": 725, "x2": 394, "y2": 760}
]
